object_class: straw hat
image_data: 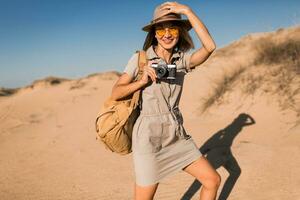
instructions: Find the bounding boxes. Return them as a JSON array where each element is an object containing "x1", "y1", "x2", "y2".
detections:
[{"x1": 142, "y1": 4, "x2": 192, "y2": 32}]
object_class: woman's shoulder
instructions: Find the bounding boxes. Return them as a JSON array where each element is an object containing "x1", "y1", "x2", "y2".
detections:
[
  {"x1": 177, "y1": 50, "x2": 195, "y2": 73},
  {"x1": 128, "y1": 50, "x2": 147, "y2": 62},
  {"x1": 122, "y1": 51, "x2": 141, "y2": 79}
]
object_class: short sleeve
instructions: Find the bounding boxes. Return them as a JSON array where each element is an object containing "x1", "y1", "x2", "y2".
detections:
[
  {"x1": 123, "y1": 52, "x2": 139, "y2": 78},
  {"x1": 182, "y1": 52, "x2": 196, "y2": 73}
]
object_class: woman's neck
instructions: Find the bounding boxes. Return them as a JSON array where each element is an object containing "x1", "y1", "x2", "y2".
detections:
[{"x1": 154, "y1": 44, "x2": 174, "y2": 64}]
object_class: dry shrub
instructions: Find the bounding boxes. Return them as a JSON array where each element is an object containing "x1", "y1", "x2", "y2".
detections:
[
  {"x1": 0, "y1": 87, "x2": 19, "y2": 96},
  {"x1": 31, "y1": 76, "x2": 70, "y2": 87},
  {"x1": 254, "y1": 38, "x2": 300, "y2": 74},
  {"x1": 242, "y1": 73, "x2": 264, "y2": 95},
  {"x1": 200, "y1": 36, "x2": 300, "y2": 117},
  {"x1": 201, "y1": 66, "x2": 246, "y2": 111},
  {"x1": 253, "y1": 38, "x2": 300, "y2": 114},
  {"x1": 69, "y1": 80, "x2": 86, "y2": 90}
]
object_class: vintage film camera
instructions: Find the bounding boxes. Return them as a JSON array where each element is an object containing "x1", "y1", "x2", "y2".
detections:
[{"x1": 151, "y1": 60, "x2": 176, "y2": 80}]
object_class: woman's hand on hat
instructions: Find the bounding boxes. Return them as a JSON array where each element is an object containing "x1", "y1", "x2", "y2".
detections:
[
  {"x1": 159, "y1": 1, "x2": 191, "y2": 15},
  {"x1": 139, "y1": 60, "x2": 157, "y2": 85}
]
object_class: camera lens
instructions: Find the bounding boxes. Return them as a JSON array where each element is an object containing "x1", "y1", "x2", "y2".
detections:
[{"x1": 156, "y1": 66, "x2": 167, "y2": 78}]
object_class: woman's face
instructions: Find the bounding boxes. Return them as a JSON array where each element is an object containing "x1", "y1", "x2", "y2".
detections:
[{"x1": 154, "y1": 21, "x2": 179, "y2": 50}]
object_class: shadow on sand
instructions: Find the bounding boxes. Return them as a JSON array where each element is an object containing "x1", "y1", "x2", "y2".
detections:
[{"x1": 180, "y1": 113, "x2": 255, "y2": 200}]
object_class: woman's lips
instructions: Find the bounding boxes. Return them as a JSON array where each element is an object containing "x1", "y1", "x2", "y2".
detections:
[{"x1": 163, "y1": 39, "x2": 173, "y2": 44}]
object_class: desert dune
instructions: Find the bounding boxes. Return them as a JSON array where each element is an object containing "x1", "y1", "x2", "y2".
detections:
[{"x1": 0, "y1": 25, "x2": 299, "y2": 200}]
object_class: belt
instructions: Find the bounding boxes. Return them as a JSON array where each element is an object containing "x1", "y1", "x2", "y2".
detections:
[{"x1": 138, "y1": 105, "x2": 192, "y2": 140}]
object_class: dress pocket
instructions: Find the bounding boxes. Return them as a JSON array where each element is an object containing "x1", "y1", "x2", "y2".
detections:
[
  {"x1": 135, "y1": 117, "x2": 163, "y2": 154},
  {"x1": 132, "y1": 116, "x2": 143, "y2": 150}
]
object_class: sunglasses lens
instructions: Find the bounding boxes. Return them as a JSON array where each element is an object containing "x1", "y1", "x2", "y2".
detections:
[
  {"x1": 169, "y1": 28, "x2": 179, "y2": 36},
  {"x1": 155, "y1": 27, "x2": 179, "y2": 37},
  {"x1": 156, "y1": 29, "x2": 165, "y2": 37}
]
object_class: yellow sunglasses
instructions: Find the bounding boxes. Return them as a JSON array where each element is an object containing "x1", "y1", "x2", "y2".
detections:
[{"x1": 155, "y1": 27, "x2": 179, "y2": 37}]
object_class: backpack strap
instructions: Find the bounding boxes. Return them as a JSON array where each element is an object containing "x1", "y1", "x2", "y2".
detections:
[
  {"x1": 130, "y1": 50, "x2": 147, "y2": 109},
  {"x1": 135, "y1": 50, "x2": 147, "y2": 81}
]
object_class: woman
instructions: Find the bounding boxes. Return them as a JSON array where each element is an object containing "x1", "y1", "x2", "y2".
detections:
[{"x1": 111, "y1": 2, "x2": 221, "y2": 200}]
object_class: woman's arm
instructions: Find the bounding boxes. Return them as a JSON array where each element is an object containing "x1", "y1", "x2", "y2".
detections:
[
  {"x1": 160, "y1": 2, "x2": 216, "y2": 68},
  {"x1": 110, "y1": 73, "x2": 145, "y2": 101},
  {"x1": 184, "y1": 8, "x2": 216, "y2": 68},
  {"x1": 110, "y1": 60, "x2": 157, "y2": 101}
]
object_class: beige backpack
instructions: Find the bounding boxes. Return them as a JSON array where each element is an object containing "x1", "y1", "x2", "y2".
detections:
[{"x1": 95, "y1": 50, "x2": 147, "y2": 155}]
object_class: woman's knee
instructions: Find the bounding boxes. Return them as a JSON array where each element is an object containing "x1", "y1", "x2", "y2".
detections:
[
  {"x1": 200, "y1": 171, "x2": 221, "y2": 189},
  {"x1": 134, "y1": 182, "x2": 159, "y2": 200},
  {"x1": 183, "y1": 156, "x2": 221, "y2": 189}
]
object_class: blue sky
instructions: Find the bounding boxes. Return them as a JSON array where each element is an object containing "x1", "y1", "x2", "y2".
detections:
[{"x1": 1, "y1": 0, "x2": 299, "y2": 88}]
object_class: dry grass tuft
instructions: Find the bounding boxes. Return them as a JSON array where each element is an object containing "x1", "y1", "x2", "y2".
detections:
[
  {"x1": 201, "y1": 66, "x2": 246, "y2": 111},
  {"x1": 254, "y1": 38, "x2": 300, "y2": 74},
  {"x1": 69, "y1": 80, "x2": 86, "y2": 90},
  {"x1": 200, "y1": 35, "x2": 300, "y2": 121},
  {"x1": 253, "y1": 38, "x2": 300, "y2": 122},
  {"x1": 0, "y1": 87, "x2": 19, "y2": 96},
  {"x1": 30, "y1": 76, "x2": 70, "y2": 87}
]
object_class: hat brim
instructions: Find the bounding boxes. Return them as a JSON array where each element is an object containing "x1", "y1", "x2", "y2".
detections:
[{"x1": 142, "y1": 19, "x2": 192, "y2": 32}]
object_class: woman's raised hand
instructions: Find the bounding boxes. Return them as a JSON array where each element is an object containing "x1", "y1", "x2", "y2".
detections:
[
  {"x1": 159, "y1": 1, "x2": 191, "y2": 15},
  {"x1": 139, "y1": 60, "x2": 157, "y2": 85}
]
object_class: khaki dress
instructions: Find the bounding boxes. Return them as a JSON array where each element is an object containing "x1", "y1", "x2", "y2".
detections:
[{"x1": 123, "y1": 45, "x2": 203, "y2": 186}]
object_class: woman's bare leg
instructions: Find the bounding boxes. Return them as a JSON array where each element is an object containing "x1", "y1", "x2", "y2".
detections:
[
  {"x1": 134, "y1": 182, "x2": 159, "y2": 200},
  {"x1": 182, "y1": 156, "x2": 221, "y2": 200}
]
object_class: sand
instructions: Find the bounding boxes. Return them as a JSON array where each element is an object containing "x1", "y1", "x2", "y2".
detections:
[{"x1": 0, "y1": 25, "x2": 299, "y2": 200}]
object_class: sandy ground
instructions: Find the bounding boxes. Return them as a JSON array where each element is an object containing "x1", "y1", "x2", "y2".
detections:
[{"x1": 0, "y1": 25, "x2": 299, "y2": 200}]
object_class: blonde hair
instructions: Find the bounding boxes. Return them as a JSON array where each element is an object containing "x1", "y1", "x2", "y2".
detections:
[{"x1": 142, "y1": 21, "x2": 195, "y2": 52}]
